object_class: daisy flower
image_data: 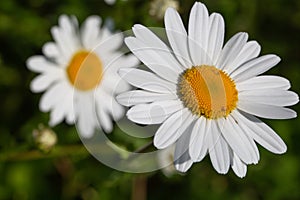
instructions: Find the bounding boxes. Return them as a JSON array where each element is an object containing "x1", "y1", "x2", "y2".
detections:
[
  {"x1": 117, "y1": 2, "x2": 299, "y2": 177},
  {"x1": 27, "y1": 15, "x2": 138, "y2": 138}
]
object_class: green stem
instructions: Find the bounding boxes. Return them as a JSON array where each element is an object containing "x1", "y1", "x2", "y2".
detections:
[{"x1": 0, "y1": 145, "x2": 88, "y2": 162}]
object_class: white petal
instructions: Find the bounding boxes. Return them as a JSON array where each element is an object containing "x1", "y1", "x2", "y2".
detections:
[
  {"x1": 95, "y1": 88, "x2": 124, "y2": 122},
  {"x1": 119, "y1": 68, "x2": 176, "y2": 93},
  {"x1": 174, "y1": 126, "x2": 194, "y2": 172},
  {"x1": 165, "y1": 7, "x2": 191, "y2": 67},
  {"x1": 26, "y1": 56, "x2": 61, "y2": 73},
  {"x1": 233, "y1": 110, "x2": 287, "y2": 154},
  {"x1": 59, "y1": 14, "x2": 76, "y2": 35},
  {"x1": 127, "y1": 100, "x2": 183, "y2": 125},
  {"x1": 96, "y1": 29, "x2": 123, "y2": 54},
  {"x1": 99, "y1": 71, "x2": 130, "y2": 96},
  {"x1": 97, "y1": 106, "x2": 113, "y2": 133},
  {"x1": 39, "y1": 82, "x2": 70, "y2": 112},
  {"x1": 59, "y1": 15, "x2": 79, "y2": 49},
  {"x1": 81, "y1": 15, "x2": 102, "y2": 49},
  {"x1": 132, "y1": 24, "x2": 183, "y2": 71},
  {"x1": 42, "y1": 42, "x2": 60, "y2": 58},
  {"x1": 100, "y1": 53, "x2": 139, "y2": 80},
  {"x1": 125, "y1": 37, "x2": 181, "y2": 83},
  {"x1": 225, "y1": 41, "x2": 261, "y2": 74},
  {"x1": 239, "y1": 89, "x2": 299, "y2": 106},
  {"x1": 49, "y1": 100, "x2": 66, "y2": 126},
  {"x1": 237, "y1": 101, "x2": 297, "y2": 119},
  {"x1": 216, "y1": 32, "x2": 248, "y2": 69},
  {"x1": 116, "y1": 90, "x2": 177, "y2": 106},
  {"x1": 174, "y1": 151, "x2": 193, "y2": 173},
  {"x1": 47, "y1": 83, "x2": 74, "y2": 126},
  {"x1": 236, "y1": 75, "x2": 291, "y2": 91},
  {"x1": 207, "y1": 13, "x2": 225, "y2": 63},
  {"x1": 30, "y1": 73, "x2": 61, "y2": 93},
  {"x1": 189, "y1": 117, "x2": 208, "y2": 162},
  {"x1": 94, "y1": 89, "x2": 114, "y2": 132},
  {"x1": 154, "y1": 108, "x2": 194, "y2": 149},
  {"x1": 219, "y1": 116, "x2": 259, "y2": 164},
  {"x1": 51, "y1": 16, "x2": 79, "y2": 60},
  {"x1": 111, "y1": 99, "x2": 125, "y2": 122},
  {"x1": 75, "y1": 94, "x2": 97, "y2": 138},
  {"x1": 30, "y1": 75, "x2": 56, "y2": 92},
  {"x1": 231, "y1": 151, "x2": 247, "y2": 178},
  {"x1": 188, "y1": 2, "x2": 210, "y2": 65},
  {"x1": 231, "y1": 54, "x2": 281, "y2": 82},
  {"x1": 207, "y1": 120, "x2": 230, "y2": 174},
  {"x1": 65, "y1": 99, "x2": 75, "y2": 125},
  {"x1": 50, "y1": 27, "x2": 72, "y2": 60}
]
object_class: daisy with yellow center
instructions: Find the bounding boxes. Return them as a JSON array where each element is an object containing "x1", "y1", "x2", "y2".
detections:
[
  {"x1": 27, "y1": 15, "x2": 138, "y2": 137},
  {"x1": 117, "y1": 2, "x2": 299, "y2": 177}
]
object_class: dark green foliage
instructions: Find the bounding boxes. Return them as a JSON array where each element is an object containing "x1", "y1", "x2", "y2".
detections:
[{"x1": 0, "y1": 0, "x2": 299, "y2": 199}]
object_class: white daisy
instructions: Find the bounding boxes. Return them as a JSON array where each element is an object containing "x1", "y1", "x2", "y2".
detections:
[
  {"x1": 27, "y1": 15, "x2": 138, "y2": 138},
  {"x1": 117, "y1": 2, "x2": 299, "y2": 177}
]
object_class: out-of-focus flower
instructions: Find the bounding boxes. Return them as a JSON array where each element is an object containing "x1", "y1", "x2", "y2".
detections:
[
  {"x1": 149, "y1": 0, "x2": 179, "y2": 20},
  {"x1": 33, "y1": 124, "x2": 57, "y2": 152},
  {"x1": 104, "y1": 0, "x2": 116, "y2": 5},
  {"x1": 117, "y1": 2, "x2": 299, "y2": 177},
  {"x1": 157, "y1": 145, "x2": 177, "y2": 177},
  {"x1": 27, "y1": 15, "x2": 138, "y2": 137}
]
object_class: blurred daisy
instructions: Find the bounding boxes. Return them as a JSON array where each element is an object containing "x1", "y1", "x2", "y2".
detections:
[
  {"x1": 117, "y1": 2, "x2": 299, "y2": 177},
  {"x1": 104, "y1": 0, "x2": 116, "y2": 5},
  {"x1": 27, "y1": 15, "x2": 138, "y2": 138}
]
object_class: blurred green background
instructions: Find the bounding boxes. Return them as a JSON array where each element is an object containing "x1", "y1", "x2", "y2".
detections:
[{"x1": 0, "y1": 0, "x2": 300, "y2": 199}]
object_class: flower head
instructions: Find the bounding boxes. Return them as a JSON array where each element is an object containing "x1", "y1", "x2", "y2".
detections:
[
  {"x1": 27, "y1": 15, "x2": 138, "y2": 137},
  {"x1": 117, "y1": 2, "x2": 299, "y2": 177}
]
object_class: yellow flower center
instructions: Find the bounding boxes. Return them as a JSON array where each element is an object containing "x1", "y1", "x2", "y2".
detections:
[
  {"x1": 178, "y1": 65, "x2": 238, "y2": 119},
  {"x1": 66, "y1": 51, "x2": 103, "y2": 91}
]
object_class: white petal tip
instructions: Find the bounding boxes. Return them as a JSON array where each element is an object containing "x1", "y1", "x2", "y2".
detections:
[
  {"x1": 153, "y1": 138, "x2": 169, "y2": 149},
  {"x1": 124, "y1": 37, "x2": 136, "y2": 46},
  {"x1": 26, "y1": 57, "x2": 33, "y2": 69},
  {"x1": 29, "y1": 82, "x2": 39, "y2": 93},
  {"x1": 77, "y1": 127, "x2": 95, "y2": 139},
  {"x1": 235, "y1": 173, "x2": 247, "y2": 178},
  {"x1": 26, "y1": 56, "x2": 41, "y2": 71},
  {"x1": 132, "y1": 24, "x2": 144, "y2": 31},
  {"x1": 102, "y1": 124, "x2": 113, "y2": 135},
  {"x1": 165, "y1": 7, "x2": 176, "y2": 14},
  {"x1": 272, "y1": 144, "x2": 287, "y2": 154},
  {"x1": 153, "y1": 138, "x2": 162, "y2": 149},
  {"x1": 118, "y1": 68, "x2": 131, "y2": 77},
  {"x1": 174, "y1": 161, "x2": 193, "y2": 173},
  {"x1": 79, "y1": 132, "x2": 94, "y2": 139},
  {"x1": 48, "y1": 119, "x2": 58, "y2": 127},
  {"x1": 115, "y1": 94, "x2": 124, "y2": 105}
]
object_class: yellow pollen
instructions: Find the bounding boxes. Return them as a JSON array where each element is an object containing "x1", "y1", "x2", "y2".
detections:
[
  {"x1": 178, "y1": 65, "x2": 238, "y2": 119},
  {"x1": 66, "y1": 51, "x2": 103, "y2": 91}
]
